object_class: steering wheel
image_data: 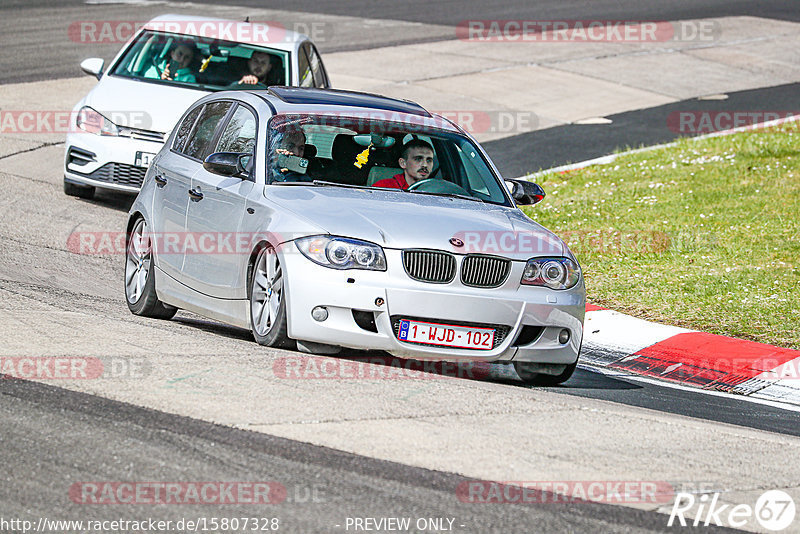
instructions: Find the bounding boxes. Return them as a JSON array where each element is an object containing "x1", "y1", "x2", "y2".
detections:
[{"x1": 407, "y1": 178, "x2": 470, "y2": 196}]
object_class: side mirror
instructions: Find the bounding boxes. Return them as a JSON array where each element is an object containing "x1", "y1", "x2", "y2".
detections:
[
  {"x1": 80, "y1": 58, "x2": 105, "y2": 80},
  {"x1": 204, "y1": 152, "x2": 250, "y2": 177},
  {"x1": 505, "y1": 179, "x2": 545, "y2": 205}
]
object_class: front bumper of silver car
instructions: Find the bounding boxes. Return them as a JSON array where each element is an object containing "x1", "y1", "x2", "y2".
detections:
[{"x1": 280, "y1": 247, "x2": 584, "y2": 363}]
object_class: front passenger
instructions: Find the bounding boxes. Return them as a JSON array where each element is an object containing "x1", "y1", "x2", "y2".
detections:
[{"x1": 372, "y1": 139, "x2": 434, "y2": 190}]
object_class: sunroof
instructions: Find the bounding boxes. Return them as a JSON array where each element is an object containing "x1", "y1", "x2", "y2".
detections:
[{"x1": 267, "y1": 87, "x2": 431, "y2": 117}]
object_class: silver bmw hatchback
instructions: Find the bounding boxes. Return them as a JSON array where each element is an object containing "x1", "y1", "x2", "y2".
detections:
[{"x1": 125, "y1": 87, "x2": 585, "y2": 385}]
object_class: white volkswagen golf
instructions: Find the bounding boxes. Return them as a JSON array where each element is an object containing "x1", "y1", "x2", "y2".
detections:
[
  {"x1": 124, "y1": 87, "x2": 585, "y2": 385},
  {"x1": 64, "y1": 15, "x2": 330, "y2": 199}
]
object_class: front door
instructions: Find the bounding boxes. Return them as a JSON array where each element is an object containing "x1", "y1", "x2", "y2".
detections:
[{"x1": 183, "y1": 103, "x2": 257, "y2": 299}]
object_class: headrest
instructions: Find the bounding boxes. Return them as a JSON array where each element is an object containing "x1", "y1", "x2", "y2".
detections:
[{"x1": 331, "y1": 134, "x2": 361, "y2": 163}]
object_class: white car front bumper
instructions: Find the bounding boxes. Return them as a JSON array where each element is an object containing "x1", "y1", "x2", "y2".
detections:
[{"x1": 64, "y1": 131, "x2": 164, "y2": 193}]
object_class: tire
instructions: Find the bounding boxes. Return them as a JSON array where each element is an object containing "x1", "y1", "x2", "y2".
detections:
[
  {"x1": 64, "y1": 180, "x2": 95, "y2": 199},
  {"x1": 249, "y1": 245, "x2": 292, "y2": 348},
  {"x1": 124, "y1": 217, "x2": 177, "y2": 319},
  {"x1": 514, "y1": 361, "x2": 577, "y2": 386}
]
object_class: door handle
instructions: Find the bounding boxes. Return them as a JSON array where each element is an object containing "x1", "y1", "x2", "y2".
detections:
[
  {"x1": 154, "y1": 174, "x2": 167, "y2": 187},
  {"x1": 188, "y1": 188, "x2": 204, "y2": 201}
]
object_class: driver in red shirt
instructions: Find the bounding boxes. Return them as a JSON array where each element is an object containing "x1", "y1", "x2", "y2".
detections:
[{"x1": 373, "y1": 139, "x2": 434, "y2": 189}]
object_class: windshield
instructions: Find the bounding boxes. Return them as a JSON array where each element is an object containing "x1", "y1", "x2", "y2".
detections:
[
  {"x1": 267, "y1": 114, "x2": 511, "y2": 206},
  {"x1": 111, "y1": 30, "x2": 290, "y2": 90}
]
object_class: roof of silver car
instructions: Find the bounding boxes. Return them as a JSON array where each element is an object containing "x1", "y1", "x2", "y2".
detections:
[
  {"x1": 252, "y1": 87, "x2": 462, "y2": 133},
  {"x1": 266, "y1": 87, "x2": 432, "y2": 117}
]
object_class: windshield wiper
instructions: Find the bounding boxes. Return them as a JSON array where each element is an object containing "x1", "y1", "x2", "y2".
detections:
[
  {"x1": 311, "y1": 180, "x2": 372, "y2": 190},
  {"x1": 407, "y1": 190, "x2": 484, "y2": 203},
  {"x1": 271, "y1": 180, "x2": 372, "y2": 189}
]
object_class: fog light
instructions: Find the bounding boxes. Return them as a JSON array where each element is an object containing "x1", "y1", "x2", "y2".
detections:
[
  {"x1": 311, "y1": 306, "x2": 329, "y2": 322},
  {"x1": 558, "y1": 329, "x2": 570, "y2": 344}
]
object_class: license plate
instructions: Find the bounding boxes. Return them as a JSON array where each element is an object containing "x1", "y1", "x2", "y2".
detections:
[
  {"x1": 398, "y1": 319, "x2": 495, "y2": 350},
  {"x1": 135, "y1": 151, "x2": 156, "y2": 168}
]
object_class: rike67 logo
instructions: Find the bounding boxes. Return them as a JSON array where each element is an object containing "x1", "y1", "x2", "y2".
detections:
[{"x1": 669, "y1": 490, "x2": 796, "y2": 531}]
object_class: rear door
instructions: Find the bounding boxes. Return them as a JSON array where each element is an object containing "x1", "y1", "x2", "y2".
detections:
[
  {"x1": 157, "y1": 100, "x2": 233, "y2": 280},
  {"x1": 150, "y1": 103, "x2": 203, "y2": 276},
  {"x1": 183, "y1": 102, "x2": 257, "y2": 299}
]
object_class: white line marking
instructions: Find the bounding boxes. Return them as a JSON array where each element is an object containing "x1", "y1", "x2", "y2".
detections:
[{"x1": 580, "y1": 364, "x2": 800, "y2": 414}]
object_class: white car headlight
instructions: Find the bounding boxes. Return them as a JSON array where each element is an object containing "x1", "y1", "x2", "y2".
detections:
[
  {"x1": 295, "y1": 236, "x2": 387, "y2": 271},
  {"x1": 521, "y1": 257, "x2": 581, "y2": 290},
  {"x1": 76, "y1": 106, "x2": 120, "y2": 136}
]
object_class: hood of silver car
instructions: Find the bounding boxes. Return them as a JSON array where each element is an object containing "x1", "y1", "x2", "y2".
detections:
[
  {"x1": 266, "y1": 186, "x2": 565, "y2": 260},
  {"x1": 85, "y1": 75, "x2": 208, "y2": 133}
]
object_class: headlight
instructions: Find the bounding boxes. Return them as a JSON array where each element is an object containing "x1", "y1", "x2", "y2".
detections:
[
  {"x1": 295, "y1": 236, "x2": 387, "y2": 271},
  {"x1": 521, "y1": 257, "x2": 581, "y2": 290},
  {"x1": 76, "y1": 106, "x2": 119, "y2": 136}
]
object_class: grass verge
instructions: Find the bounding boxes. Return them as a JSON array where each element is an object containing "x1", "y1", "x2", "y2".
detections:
[{"x1": 522, "y1": 122, "x2": 800, "y2": 349}]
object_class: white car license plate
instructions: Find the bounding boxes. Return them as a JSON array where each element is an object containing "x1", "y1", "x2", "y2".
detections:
[
  {"x1": 135, "y1": 151, "x2": 156, "y2": 168},
  {"x1": 398, "y1": 319, "x2": 495, "y2": 350}
]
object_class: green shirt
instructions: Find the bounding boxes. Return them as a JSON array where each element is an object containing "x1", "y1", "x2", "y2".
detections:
[{"x1": 143, "y1": 59, "x2": 196, "y2": 83}]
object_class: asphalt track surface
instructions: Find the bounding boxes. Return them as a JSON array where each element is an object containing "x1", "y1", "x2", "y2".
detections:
[
  {"x1": 1, "y1": 377, "x2": 737, "y2": 533},
  {"x1": 487, "y1": 82, "x2": 800, "y2": 176},
  {"x1": 0, "y1": 149, "x2": 797, "y2": 531},
  {"x1": 5, "y1": 0, "x2": 799, "y2": 25},
  {"x1": 4, "y1": 0, "x2": 800, "y2": 84},
  {"x1": 2, "y1": 2, "x2": 800, "y2": 532}
]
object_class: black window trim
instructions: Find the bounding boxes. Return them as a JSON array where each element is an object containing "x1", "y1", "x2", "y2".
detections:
[
  {"x1": 170, "y1": 100, "x2": 235, "y2": 163},
  {"x1": 171, "y1": 103, "x2": 205, "y2": 154},
  {"x1": 209, "y1": 101, "x2": 260, "y2": 182},
  {"x1": 300, "y1": 42, "x2": 325, "y2": 89},
  {"x1": 297, "y1": 42, "x2": 312, "y2": 88},
  {"x1": 308, "y1": 43, "x2": 330, "y2": 88}
]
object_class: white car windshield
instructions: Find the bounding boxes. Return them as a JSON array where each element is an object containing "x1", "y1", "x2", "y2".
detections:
[
  {"x1": 111, "y1": 30, "x2": 290, "y2": 90},
  {"x1": 267, "y1": 114, "x2": 512, "y2": 206}
]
